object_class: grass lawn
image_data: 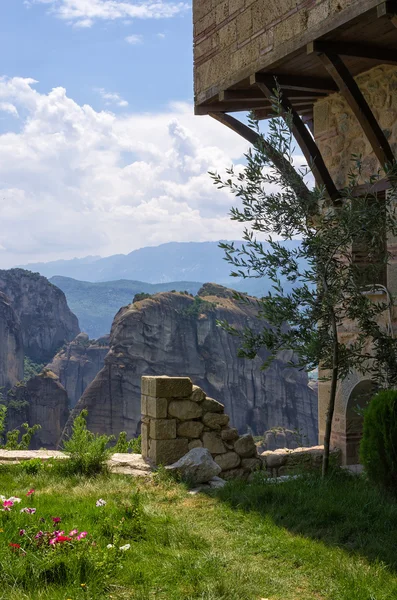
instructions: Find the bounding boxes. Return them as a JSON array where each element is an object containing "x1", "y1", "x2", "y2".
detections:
[{"x1": 0, "y1": 465, "x2": 396, "y2": 600}]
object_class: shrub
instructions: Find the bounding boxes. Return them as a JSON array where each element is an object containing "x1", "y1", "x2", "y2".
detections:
[
  {"x1": 114, "y1": 432, "x2": 141, "y2": 454},
  {"x1": 60, "y1": 410, "x2": 114, "y2": 476},
  {"x1": 360, "y1": 389, "x2": 397, "y2": 493}
]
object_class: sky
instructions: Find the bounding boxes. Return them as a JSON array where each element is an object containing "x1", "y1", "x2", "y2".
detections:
[{"x1": 0, "y1": 0, "x2": 254, "y2": 268}]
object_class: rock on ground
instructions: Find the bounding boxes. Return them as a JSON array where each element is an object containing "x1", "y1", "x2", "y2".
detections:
[{"x1": 166, "y1": 447, "x2": 222, "y2": 484}]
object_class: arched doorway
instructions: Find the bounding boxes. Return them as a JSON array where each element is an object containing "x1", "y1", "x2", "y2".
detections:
[{"x1": 345, "y1": 380, "x2": 375, "y2": 465}]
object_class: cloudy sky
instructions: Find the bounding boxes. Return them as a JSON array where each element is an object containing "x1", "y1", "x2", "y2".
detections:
[{"x1": 0, "y1": 0, "x2": 253, "y2": 268}]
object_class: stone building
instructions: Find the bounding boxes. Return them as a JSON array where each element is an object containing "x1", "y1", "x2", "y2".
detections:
[{"x1": 193, "y1": 0, "x2": 397, "y2": 464}]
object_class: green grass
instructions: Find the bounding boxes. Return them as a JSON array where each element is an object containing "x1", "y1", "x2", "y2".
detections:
[{"x1": 0, "y1": 466, "x2": 396, "y2": 599}]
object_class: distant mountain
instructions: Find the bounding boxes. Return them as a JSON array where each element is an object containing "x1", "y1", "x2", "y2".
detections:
[
  {"x1": 20, "y1": 240, "x2": 302, "y2": 284},
  {"x1": 50, "y1": 277, "x2": 204, "y2": 338}
]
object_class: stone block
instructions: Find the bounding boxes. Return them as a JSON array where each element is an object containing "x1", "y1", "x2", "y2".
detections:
[
  {"x1": 234, "y1": 434, "x2": 257, "y2": 458},
  {"x1": 168, "y1": 400, "x2": 202, "y2": 421},
  {"x1": 190, "y1": 385, "x2": 206, "y2": 403},
  {"x1": 177, "y1": 420, "x2": 204, "y2": 438},
  {"x1": 188, "y1": 439, "x2": 203, "y2": 450},
  {"x1": 241, "y1": 457, "x2": 262, "y2": 472},
  {"x1": 147, "y1": 396, "x2": 168, "y2": 419},
  {"x1": 148, "y1": 438, "x2": 189, "y2": 466},
  {"x1": 149, "y1": 418, "x2": 177, "y2": 440},
  {"x1": 202, "y1": 432, "x2": 227, "y2": 454},
  {"x1": 201, "y1": 397, "x2": 224, "y2": 413},
  {"x1": 222, "y1": 467, "x2": 248, "y2": 481},
  {"x1": 236, "y1": 7, "x2": 252, "y2": 43},
  {"x1": 202, "y1": 412, "x2": 230, "y2": 430},
  {"x1": 141, "y1": 423, "x2": 149, "y2": 458},
  {"x1": 214, "y1": 451, "x2": 241, "y2": 471},
  {"x1": 141, "y1": 394, "x2": 148, "y2": 416},
  {"x1": 142, "y1": 376, "x2": 192, "y2": 398},
  {"x1": 221, "y1": 427, "x2": 239, "y2": 442}
]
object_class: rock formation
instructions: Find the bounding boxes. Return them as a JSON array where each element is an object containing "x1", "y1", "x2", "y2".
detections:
[
  {"x1": 62, "y1": 285, "x2": 317, "y2": 444},
  {"x1": 5, "y1": 371, "x2": 69, "y2": 449},
  {"x1": 0, "y1": 292, "x2": 24, "y2": 391},
  {"x1": 47, "y1": 333, "x2": 110, "y2": 408},
  {"x1": 0, "y1": 269, "x2": 80, "y2": 363}
]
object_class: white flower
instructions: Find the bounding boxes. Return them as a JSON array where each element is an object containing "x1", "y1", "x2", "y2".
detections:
[
  {"x1": 8, "y1": 497, "x2": 21, "y2": 503},
  {"x1": 106, "y1": 544, "x2": 114, "y2": 549},
  {"x1": 119, "y1": 544, "x2": 131, "y2": 551},
  {"x1": 0, "y1": 495, "x2": 5, "y2": 501},
  {"x1": 96, "y1": 499, "x2": 106, "y2": 507}
]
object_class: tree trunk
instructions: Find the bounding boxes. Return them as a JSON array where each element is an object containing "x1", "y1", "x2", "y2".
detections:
[{"x1": 322, "y1": 311, "x2": 339, "y2": 478}]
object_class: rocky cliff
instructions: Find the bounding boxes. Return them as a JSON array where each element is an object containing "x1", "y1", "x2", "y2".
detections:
[
  {"x1": 62, "y1": 285, "x2": 318, "y2": 444},
  {"x1": 47, "y1": 333, "x2": 110, "y2": 408},
  {"x1": 0, "y1": 292, "x2": 24, "y2": 391},
  {"x1": 0, "y1": 269, "x2": 80, "y2": 363},
  {"x1": 6, "y1": 371, "x2": 69, "y2": 449}
]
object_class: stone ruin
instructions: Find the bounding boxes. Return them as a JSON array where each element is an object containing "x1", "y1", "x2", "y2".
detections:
[
  {"x1": 141, "y1": 375, "x2": 262, "y2": 480},
  {"x1": 141, "y1": 375, "x2": 341, "y2": 480}
]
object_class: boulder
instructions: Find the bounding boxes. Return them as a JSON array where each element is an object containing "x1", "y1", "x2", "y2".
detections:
[
  {"x1": 202, "y1": 432, "x2": 227, "y2": 454},
  {"x1": 234, "y1": 434, "x2": 257, "y2": 458},
  {"x1": 166, "y1": 448, "x2": 222, "y2": 484},
  {"x1": 191, "y1": 385, "x2": 206, "y2": 403},
  {"x1": 214, "y1": 451, "x2": 241, "y2": 471},
  {"x1": 168, "y1": 400, "x2": 202, "y2": 421},
  {"x1": 202, "y1": 413, "x2": 229, "y2": 430},
  {"x1": 201, "y1": 397, "x2": 224, "y2": 413},
  {"x1": 221, "y1": 428, "x2": 239, "y2": 442},
  {"x1": 177, "y1": 420, "x2": 204, "y2": 438},
  {"x1": 188, "y1": 439, "x2": 203, "y2": 450}
]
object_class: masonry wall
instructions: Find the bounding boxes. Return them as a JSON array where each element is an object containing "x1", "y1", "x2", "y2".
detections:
[
  {"x1": 313, "y1": 64, "x2": 397, "y2": 463},
  {"x1": 194, "y1": 0, "x2": 379, "y2": 105}
]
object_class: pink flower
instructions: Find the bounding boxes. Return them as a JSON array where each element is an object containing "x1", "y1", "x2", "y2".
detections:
[
  {"x1": 76, "y1": 532, "x2": 87, "y2": 541},
  {"x1": 19, "y1": 529, "x2": 26, "y2": 536},
  {"x1": 49, "y1": 538, "x2": 56, "y2": 545},
  {"x1": 3, "y1": 500, "x2": 14, "y2": 511},
  {"x1": 26, "y1": 489, "x2": 35, "y2": 497},
  {"x1": 34, "y1": 531, "x2": 44, "y2": 539},
  {"x1": 20, "y1": 508, "x2": 36, "y2": 514},
  {"x1": 52, "y1": 517, "x2": 61, "y2": 524},
  {"x1": 69, "y1": 529, "x2": 78, "y2": 536}
]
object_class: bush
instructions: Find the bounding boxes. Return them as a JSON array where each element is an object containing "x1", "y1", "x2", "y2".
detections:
[
  {"x1": 60, "y1": 410, "x2": 114, "y2": 476},
  {"x1": 114, "y1": 432, "x2": 141, "y2": 454},
  {"x1": 360, "y1": 389, "x2": 397, "y2": 493}
]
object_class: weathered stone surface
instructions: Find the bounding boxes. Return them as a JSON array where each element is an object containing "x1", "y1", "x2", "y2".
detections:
[
  {"x1": 214, "y1": 451, "x2": 241, "y2": 471},
  {"x1": 149, "y1": 418, "x2": 176, "y2": 440},
  {"x1": 260, "y1": 446, "x2": 342, "y2": 474},
  {"x1": 202, "y1": 412, "x2": 229, "y2": 430},
  {"x1": 61, "y1": 288, "x2": 318, "y2": 441},
  {"x1": 165, "y1": 448, "x2": 221, "y2": 483},
  {"x1": 177, "y1": 420, "x2": 204, "y2": 438},
  {"x1": 234, "y1": 434, "x2": 257, "y2": 458},
  {"x1": 261, "y1": 450, "x2": 288, "y2": 469},
  {"x1": 0, "y1": 269, "x2": 79, "y2": 363},
  {"x1": 191, "y1": 385, "x2": 206, "y2": 402},
  {"x1": 0, "y1": 292, "x2": 23, "y2": 391},
  {"x1": 201, "y1": 397, "x2": 224, "y2": 413},
  {"x1": 142, "y1": 376, "x2": 192, "y2": 398},
  {"x1": 241, "y1": 457, "x2": 262, "y2": 471},
  {"x1": 147, "y1": 396, "x2": 168, "y2": 419},
  {"x1": 107, "y1": 453, "x2": 153, "y2": 474},
  {"x1": 0, "y1": 449, "x2": 68, "y2": 462},
  {"x1": 222, "y1": 468, "x2": 248, "y2": 481},
  {"x1": 168, "y1": 400, "x2": 202, "y2": 421},
  {"x1": 221, "y1": 428, "x2": 239, "y2": 442},
  {"x1": 188, "y1": 439, "x2": 203, "y2": 450},
  {"x1": 202, "y1": 432, "x2": 226, "y2": 454},
  {"x1": 6, "y1": 372, "x2": 69, "y2": 449},
  {"x1": 148, "y1": 438, "x2": 189, "y2": 465},
  {"x1": 46, "y1": 335, "x2": 109, "y2": 408}
]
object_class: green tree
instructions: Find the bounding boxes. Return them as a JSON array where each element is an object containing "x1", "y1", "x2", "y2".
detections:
[{"x1": 211, "y1": 92, "x2": 397, "y2": 475}]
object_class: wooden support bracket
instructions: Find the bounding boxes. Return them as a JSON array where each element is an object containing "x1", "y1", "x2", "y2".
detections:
[
  {"x1": 377, "y1": 0, "x2": 397, "y2": 26},
  {"x1": 307, "y1": 40, "x2": 397, "y2": 64},
  {"x1": 312, "y1": 50, "x2": 395, "y2": 169},
  {"x1": 250, "y1": 73, "x2": 339, "y2": 200}
]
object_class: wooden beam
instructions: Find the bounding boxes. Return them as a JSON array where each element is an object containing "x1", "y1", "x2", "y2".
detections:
[
  {"x1": 196, "y1": 100, "x2": 269, "y2": 114},
  {"x1": 307, "y1": 40, "x2": 397, "y2": 64},
  {"x1": 219, "y1": 89, "x2": 326, "y2": 102},
  {"x1": 208, "y1": 112, "x2": 315, "y2": 205},
  {"x1": 250, "y1": 74, "x2": 339, "y2": 200},
  {"x1": 377, "y1": 0, "x2": 397, "y2": 27},
  {"x1": 315, "y1": 52, "x2": 395, "y2": 169},
  {"x1": 261, "y1": 74, "x2": 338, "y2": 93}
]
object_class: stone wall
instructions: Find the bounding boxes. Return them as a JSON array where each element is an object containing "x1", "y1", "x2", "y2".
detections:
[
  {"x1": 194, "y1": 0, "x2": 378, "y2": 105},
  {"x1": 141, "y1": 376, "x2": 262, "y2": 479}
]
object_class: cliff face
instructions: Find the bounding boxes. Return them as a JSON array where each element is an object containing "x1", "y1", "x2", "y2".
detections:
[
  {"x1": 0, "y1": 292, "x2": 24, "y2": 391},
  {"x1": 63, "y1": 286, "x2": 317, "y2": 444},
  {"x1": 47, "y1": 333, "x2": 110, "y2": 408},
  {"x1": 6, "y1": 371, "x2": 69, "y2": 449},
  {"x1": 0, "y1": 269, "x2": 80, "y2": 363}
]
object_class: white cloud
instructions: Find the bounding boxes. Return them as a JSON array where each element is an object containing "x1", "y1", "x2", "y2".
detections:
[
  {"x1": 0, "y1": 76, "x2": 251, "y2": 268},
  {"x1": 27, "y1": 0, "x2": 189, "y2": 27},
  {"x1": 125, "y1": 34, "x2": 143, "y2": 45},
  {"x1": 157, "y1": 32, "x2": 166, "y2": 38},
  {"x1": 95, "y1": 88, "x2": 129, "y2": 107},
  {"x1": 0, "y1": 102, "x2": 19, "y2": 117}
]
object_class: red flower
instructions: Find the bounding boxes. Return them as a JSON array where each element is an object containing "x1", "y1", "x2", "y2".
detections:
[
  {"x1": 26, "y1": 489, "x2": 35, "y2": 496},
  {"x1": 52, "y1": 517, "x2": 61, "y2": 524},
  {"x1": 9, "y1": 543, "x2": 21, "y2": 550},
  {"x1": 56, "y1": 536, "x2": 72, "y2": 543}
]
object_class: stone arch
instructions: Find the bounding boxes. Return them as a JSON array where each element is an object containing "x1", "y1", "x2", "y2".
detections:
[{"x1": 345, "y1": 379, "x2": 375, "y2": 465}]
